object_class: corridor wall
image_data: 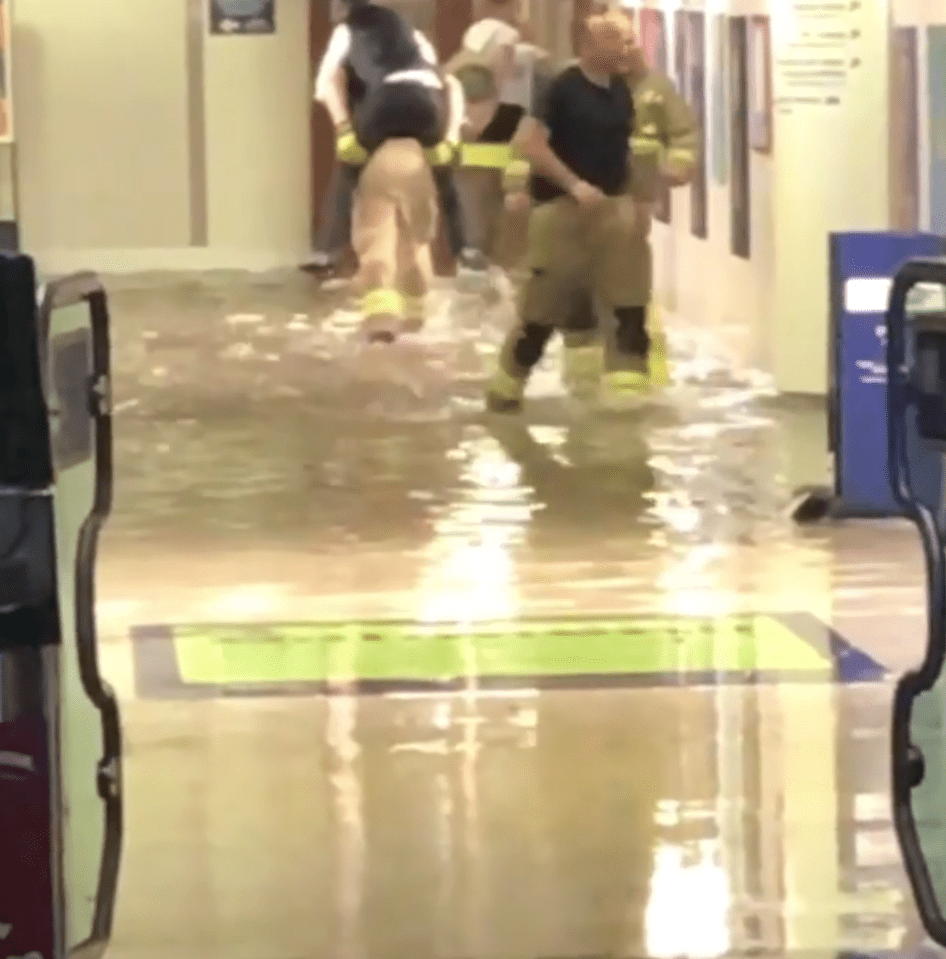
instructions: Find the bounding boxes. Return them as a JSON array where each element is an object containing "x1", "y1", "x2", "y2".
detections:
[
  {"x1": 636, "y1": 0, "x2": 776, "y2": 377},
  {"x1": 8, "y1": 0, "x2": 311, "y2": 273},
  {"x1": 623, "y1": 0, "x2": 938, "y2": 395},
  {"x1": 892, "y1": 0, "x2": 946, "y2": 236}
]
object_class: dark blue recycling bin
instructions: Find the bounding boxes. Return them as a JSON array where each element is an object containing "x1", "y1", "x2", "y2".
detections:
[{"x1": 792, "y1": 231, "x2": 945, "y2": 522}]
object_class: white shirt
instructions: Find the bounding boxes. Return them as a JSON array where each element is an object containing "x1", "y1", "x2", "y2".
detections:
[
  {"x1": 500, "y1": 47, "x2": 540, "y2": 107},
  {"x1": 314, "y1": 23, "x2": 441, "y2": 102}
]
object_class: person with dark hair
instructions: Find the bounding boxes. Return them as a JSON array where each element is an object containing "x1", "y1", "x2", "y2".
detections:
[{"x1": 305, "y1": 0, "x2": 482, "y2": 278}]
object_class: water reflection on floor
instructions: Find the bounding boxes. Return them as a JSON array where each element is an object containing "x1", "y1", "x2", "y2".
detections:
[{"x1": 91, "y1": 271, "x2": 930, "y2": 959}]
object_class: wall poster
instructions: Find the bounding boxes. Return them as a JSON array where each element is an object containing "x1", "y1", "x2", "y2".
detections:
[
  {"x1": 890, "y1": 27, "x2": 918, "y2": 230},
  {"x1": 656, "y1": 9, "x2": 669, "y2": 75},
  {"x1": 674, "y1": 10, "x2": 686, "y2": 88},
  {"x1": 0, "y1": 0, "x2": 12, "y2": 143},
  {"x1": 641, "y1": 8, "x2": 671, "y2": 222},
  {"x1": 686, "y1": 12, "x2": 707, "y2": 239},
  {"x1": 729, "y1": 16, "x2": 751, "y2": 258},
  {"x1": 710, "y1": 14, "x2": 728, "y2": 186},
  {"x1": 639, "y1": 8, "x2": 668, "y2": 74},
  {"x1": 928, "y1": 26, "x2": 946, "y2": 233},
  {"x1": 209, "y1": 0, "x2": 275, "y2": 34},
  {"x1": 748, "y1": 16, "x2": 772, "y2": 153}
]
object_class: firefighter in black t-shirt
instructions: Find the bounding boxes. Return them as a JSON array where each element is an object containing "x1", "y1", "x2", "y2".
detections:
[{"x1": 485, "y1": 13, "x2": 649, "y2": 413}]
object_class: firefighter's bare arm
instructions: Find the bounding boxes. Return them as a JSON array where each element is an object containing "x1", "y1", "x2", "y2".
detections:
[{"x1": 512, "y1": 116, "x2": 586, "y2": 197}]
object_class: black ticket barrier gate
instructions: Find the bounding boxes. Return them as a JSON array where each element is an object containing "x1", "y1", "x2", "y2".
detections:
[
  {"x1": 888, "y1": 257, "x2": 946, "y2": 946},
  {"x1": 0, "y1": 257, "x2": 121, "y2": 959}
]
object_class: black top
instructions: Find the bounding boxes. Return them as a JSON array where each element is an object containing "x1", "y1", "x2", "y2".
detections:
[
  {"x1": 479, "y1": 103, "x2": 524, "y2": 143},
  {"x1": 344, "y1": 3, "x2": 426, "y2": 108},
  {"x1": 478, "y1": 67, "x2": 553, "y2": 143},
  {"x1": 529, "y1": 65, "x2": 634, "y2": 204}
]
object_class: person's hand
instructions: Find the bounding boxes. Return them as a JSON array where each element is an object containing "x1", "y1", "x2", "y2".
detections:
[
  {"x1": 660, "y1": 158, "x2": 695, "y2": 187},
  {"x1": 569, "y1": 180, "x2": 606, "y2": 207},
  {"x1": 504, "y1": 191, "x2": 530, "y2": 213},
  {"x1": 336, "y1": 128, "x2": 368, "y2": 164},
  {"x1": 619, "y1": 196, "x2": 651, "y2": 237}
]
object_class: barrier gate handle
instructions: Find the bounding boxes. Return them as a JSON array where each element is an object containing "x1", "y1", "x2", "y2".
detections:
[
  {"x1": 38, "y1": 273, "x2": 122, "y2": 959},
  {"x1": 888, "y1": 257, "x2": 946, "y2": 941}
]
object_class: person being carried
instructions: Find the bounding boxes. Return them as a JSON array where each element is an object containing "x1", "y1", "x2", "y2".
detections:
[
  {"x1": 304, "y1": 0, "x2": 482, "y2": 278},
  {"x1": 484, "y1": 13, "x2": 646, "y2": 413},
  {"x1": 448, "y1": 17, "x2": 552, "y2": 267}
]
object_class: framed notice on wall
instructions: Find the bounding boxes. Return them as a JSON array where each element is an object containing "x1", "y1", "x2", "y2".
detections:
[
  {"x1": 639, "y1": 8, "x2": 668, "y2": 74},
  {"x1": 686, "y1": 12, "x2": 707, "y2": 239},
  {"x1": 927, "y1": 26, "x2": 946, "y2": 233},
  {"x1": 0, "y1": 0, "x2": 13, "y2": 143},
  {"x1": 209, "y1": 0, "x2": 275, "y2": 34},
  {"x1": 674, "y1": 9, "x2": 686, "y2": 87},
  {"x1": 710, "y1": 14, "x2": 728, "y2": 185},
  {"x1": 890, "y1": 27, "x2": 918, "y2": 230},
  {"x1": 748, "y1": 15, "x2": 772, "y2": 153},
  {"x1": 639, "y1": 8, "x2": 659, "y2": 68},
  {"x1": 640, "y1": 9, "x2": 671, "y2": 222},
  {"x1": 729, "y1": 16, "x2": 751, "y2": 258}
]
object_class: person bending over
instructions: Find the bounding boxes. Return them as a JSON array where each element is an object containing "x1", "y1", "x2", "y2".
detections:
[{"x1": 306, "y1": 0, "x2": 481, "y2": 277}]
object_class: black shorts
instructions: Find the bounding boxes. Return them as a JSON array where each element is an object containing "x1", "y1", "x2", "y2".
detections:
[{"x1": 354, "y1": 81, "x2": 447, "y2": 153}]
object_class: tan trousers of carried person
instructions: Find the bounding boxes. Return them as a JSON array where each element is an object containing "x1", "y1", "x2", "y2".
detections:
[{"x1": 352, "y1": 138, "x2": 438, "y2": 342}]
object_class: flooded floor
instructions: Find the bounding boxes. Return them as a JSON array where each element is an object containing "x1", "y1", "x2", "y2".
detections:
[{"x1": 90, "y1": 270, "x2": 931, "y2": 959}]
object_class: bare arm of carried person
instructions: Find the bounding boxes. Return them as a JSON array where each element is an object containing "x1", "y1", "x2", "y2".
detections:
[
  {"x1": 314, "y1": 24, "x2": 352, "y2": 130},
  {"x1": 511, "y1": 116, "x2": 605, "y2": 206},
  {"x1": 444, "y1": 73, "x2": 466, "y2": 146},
  {"x1": 313, "y1": 24, "x2": 368, "y2": 164}
]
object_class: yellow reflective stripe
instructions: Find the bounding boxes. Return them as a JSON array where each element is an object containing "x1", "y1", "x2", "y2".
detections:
[
  {"x1": 631, "y1": 136, "x2": 662, "y2": 156},
  {"x1": 667, "y1": 147, "x2": 695, "y2": 163},
  {"x1": 460, "y1": 142, "x2": 512, "y2": 168},
  {"x1": 488, "y1": 367, "x2": 527, "y2": 399},
  {"x1": 502, "y1": 158, "x2": 530, "y2": 190},
  {"x1": 363, "y1": 288, "x2": 403, "y2": 317}
]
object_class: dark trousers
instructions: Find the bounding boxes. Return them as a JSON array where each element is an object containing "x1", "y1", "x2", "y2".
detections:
[{"x1": 314, "y1": 81, "x2": 467, "y2": 258}]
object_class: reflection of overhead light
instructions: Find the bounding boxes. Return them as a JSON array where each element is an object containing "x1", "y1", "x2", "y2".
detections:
[
  {"x1": 201, "y1": 583, "x2": 287, "y2": 618},
  {"x1": 645, "y1": 840, "x2": 731, "y2": 959},
  {"x1": 417, "y1": 433, "x2": 525, "y2": 624}
]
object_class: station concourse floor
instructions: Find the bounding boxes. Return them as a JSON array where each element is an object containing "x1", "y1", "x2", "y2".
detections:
[{"x1": 89, "y1": 270, "x2": 934, "y2": 959}]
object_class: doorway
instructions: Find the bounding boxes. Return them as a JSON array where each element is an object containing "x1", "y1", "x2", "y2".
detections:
[{"x1": 308, "y1": 0, "x2": 473, "y2": 275}]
